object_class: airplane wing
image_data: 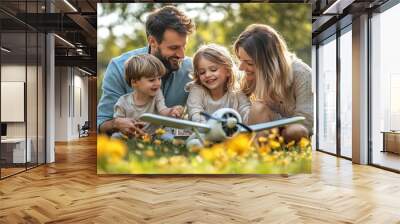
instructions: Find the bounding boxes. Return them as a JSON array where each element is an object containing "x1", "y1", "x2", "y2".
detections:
[
  {"x1": 243, "y1": 116, "x2": 305, "y2": 132},
  {"x1": 139, "y1": 113, "x2": 211, "y2": 131}
]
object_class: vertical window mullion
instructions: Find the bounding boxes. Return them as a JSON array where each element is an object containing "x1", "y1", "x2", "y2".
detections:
[
  {"x1": 316, "y1": 44, "x2": 319, "y2": 151},
  {"x1": 0, "y1": 20, "x2": 2, "y2": 179},
  {"x1": 336, "y1": 28, "x2": 341, "y2": 157},
  {"x1": 367, "y1": 11, "x2": 373, "y2": 165},
  {"x1": 25, "y1": 0, "x2": 28, "y2": 171}
]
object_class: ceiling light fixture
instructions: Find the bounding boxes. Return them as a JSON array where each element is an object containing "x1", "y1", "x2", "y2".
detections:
[
  {"x1": 78, "y1": 67, "x2": 93, "y2": 76},
  {"x1": 63, "y1": 0, "x2": 78, "y2": 12},
  {"x1": 54, "y1": 34, "x2": 75, "y2": 48},
  {"x1": 76, "y1": 48, "x2": 85, "y2": 55},
  {"x1": 322, "y1": 0, "x2": 354, "y2": 15},
  {"x1": 1, "y1": 47, "x2": 11, "y2": 53}
]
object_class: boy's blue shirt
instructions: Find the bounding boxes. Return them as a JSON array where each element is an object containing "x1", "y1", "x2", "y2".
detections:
[{"x1": 97, "y1": 46, "x2": 193, "y2": 131}]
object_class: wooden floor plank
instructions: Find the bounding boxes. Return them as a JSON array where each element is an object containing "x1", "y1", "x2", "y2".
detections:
[{"x1": 0, "y1": 135, "x2": 399, "y2": 223}]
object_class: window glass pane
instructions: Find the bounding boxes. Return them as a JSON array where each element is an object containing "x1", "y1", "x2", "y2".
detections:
[
  {"x1": 318, "y1": 36, "x2": 337, "y2": 154},
  {"x1": 340, "y1": 28, "x2": 352, "y2": 158},
  {"x1": 371, "y1": 3, "x2": 400, "y2": 171}
]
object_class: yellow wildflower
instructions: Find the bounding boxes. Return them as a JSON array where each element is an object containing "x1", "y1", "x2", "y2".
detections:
[
  {"x1": 155, "y1": 128, "x2": 166, "y2": 136},
  {"x1": 258, "y1": 136, "x2": 268, "y2": 144},
  {"x1": 299, "y1": 137, "x2": 310, "y2": 149},
  {"x1": 211, "y1": 144, "x2": 225, "y2": 158},
  {"x1": 97, "y1": 136, "x2": 128, "y2": 164},
  {"x1": 268, "y1": 133, "x2": 277, "y2": 140},
  {"x1": 286, "y1": 140, "x2": 295, "y2": 148},
  {"x1": 278, "y1": 136, "x2": 284, "y2": 144},
  {"x1": 101, "y1": 138, "x2": 126, "y2": 159},
  {"x1": 259, "y1": 145, "x2": 271, "y2": 155},
  {"x1": 270, "y1": 128, "x2": 279, "y2": 135},
  {"x1": 97, "y1": 135, "x2": 109, "y2": 157},
  {"x1": 200, "y1": 149, "x2": 215, "y2": 161},
  {"x1": 225, "y1": 134, "x2": 251, "y2": 156},
  {"x1": 268, "y1": 140, "x2": 281, "y2": 150},
  {"x1": 142, "y1": 134, "x2": 151, "y2": 143},
  {"x1": 154, "y1": 139, "x2": 162, "y2": 145},
  {"x1": 227, "y1": 148, "x2": 237, "y2": 158},
  {"x1": 145, "y1": 149, "x2": 155, "y2": 158}
]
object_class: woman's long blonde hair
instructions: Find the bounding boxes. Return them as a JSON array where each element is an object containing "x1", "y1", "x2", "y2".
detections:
[
  {"x1": 190, "y1": 44, "x2": 239, "y2": 93},
  {"x1": 234, "y1": 24, "x2": 293, "y2": 103}
]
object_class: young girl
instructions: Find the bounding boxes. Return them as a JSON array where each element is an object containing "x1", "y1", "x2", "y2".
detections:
[{"x1": 186, "y1": 44, "x2": 251, "y2": 124}]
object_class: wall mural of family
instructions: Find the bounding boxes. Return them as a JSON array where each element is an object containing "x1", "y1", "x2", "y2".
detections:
[{"x1": 97, "y1": 3, "x2": 313, "y2": 174}]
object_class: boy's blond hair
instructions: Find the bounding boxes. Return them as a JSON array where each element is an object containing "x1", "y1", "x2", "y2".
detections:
[{"x1": 124, "y1": 54, "x2": 166, "y2": 86}]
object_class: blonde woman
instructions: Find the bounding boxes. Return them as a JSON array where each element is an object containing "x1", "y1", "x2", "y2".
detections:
[
  {"x1": 186, "y1": 44, "x2": 251, "y2": 123},
  {"x1": 234, "y1": 24, "x2": 313, "y2": 142}
]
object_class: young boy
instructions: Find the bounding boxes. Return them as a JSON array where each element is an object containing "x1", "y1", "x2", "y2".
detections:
[{"x1": 113, "y1": 54, "x2": 183, "y2": 137}]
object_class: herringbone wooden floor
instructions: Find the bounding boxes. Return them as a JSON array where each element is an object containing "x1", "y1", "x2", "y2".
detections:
[{"x1": 0, "y1": 135, "x2": 399, "y2": 224}]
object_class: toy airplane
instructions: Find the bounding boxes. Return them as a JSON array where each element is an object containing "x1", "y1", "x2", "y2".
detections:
[{"x1": 139, "y1": 108, "x2": 305, "y2": 146}]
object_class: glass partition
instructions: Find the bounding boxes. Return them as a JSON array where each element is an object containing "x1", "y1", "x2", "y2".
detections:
[
  {"x1": 0, "y1": 7, "x2": 28, "y2": 177},
  {"x1": 0, "y1": 0, "x2": 46, "y2": 179},
  {"x1": 317, "y1": 35, "x2": 337, "y2": 155}
]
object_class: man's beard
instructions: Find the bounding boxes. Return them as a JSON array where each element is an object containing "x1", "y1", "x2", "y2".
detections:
[{"x1": 153, "y1": 48, "x2": 181, "y2": 73}]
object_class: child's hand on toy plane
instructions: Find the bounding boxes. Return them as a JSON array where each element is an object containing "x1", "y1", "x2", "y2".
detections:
[{"x1": 169, "y1": 105, "x2": 184, "y2": 118}]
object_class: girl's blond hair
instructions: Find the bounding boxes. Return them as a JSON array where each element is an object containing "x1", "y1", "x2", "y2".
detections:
[
  {"x1": 234, "y1": 24, "x2": 294, "y2": 103},
  {"x1": 190, "y1": 44, "x2": 239, "y2": 92}
]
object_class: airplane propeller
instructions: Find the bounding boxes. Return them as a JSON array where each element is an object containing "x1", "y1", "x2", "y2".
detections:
[{"x1": 200, "y1": 111, "x2": 253, "y2": 134}]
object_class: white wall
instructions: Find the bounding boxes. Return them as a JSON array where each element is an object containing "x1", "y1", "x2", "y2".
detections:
[
  {"x1": 1, "y1": 65, "x2": 37, "y2": 137},
  {"x1": 54, "y1": 67, "x2": 89, "y2": 141},
  {"x1": 55, "y1": 67, "x2": 68, "y2": 141},
  {"x1": 1, "y1": 64, "x2": 46, "y2": 164}
]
